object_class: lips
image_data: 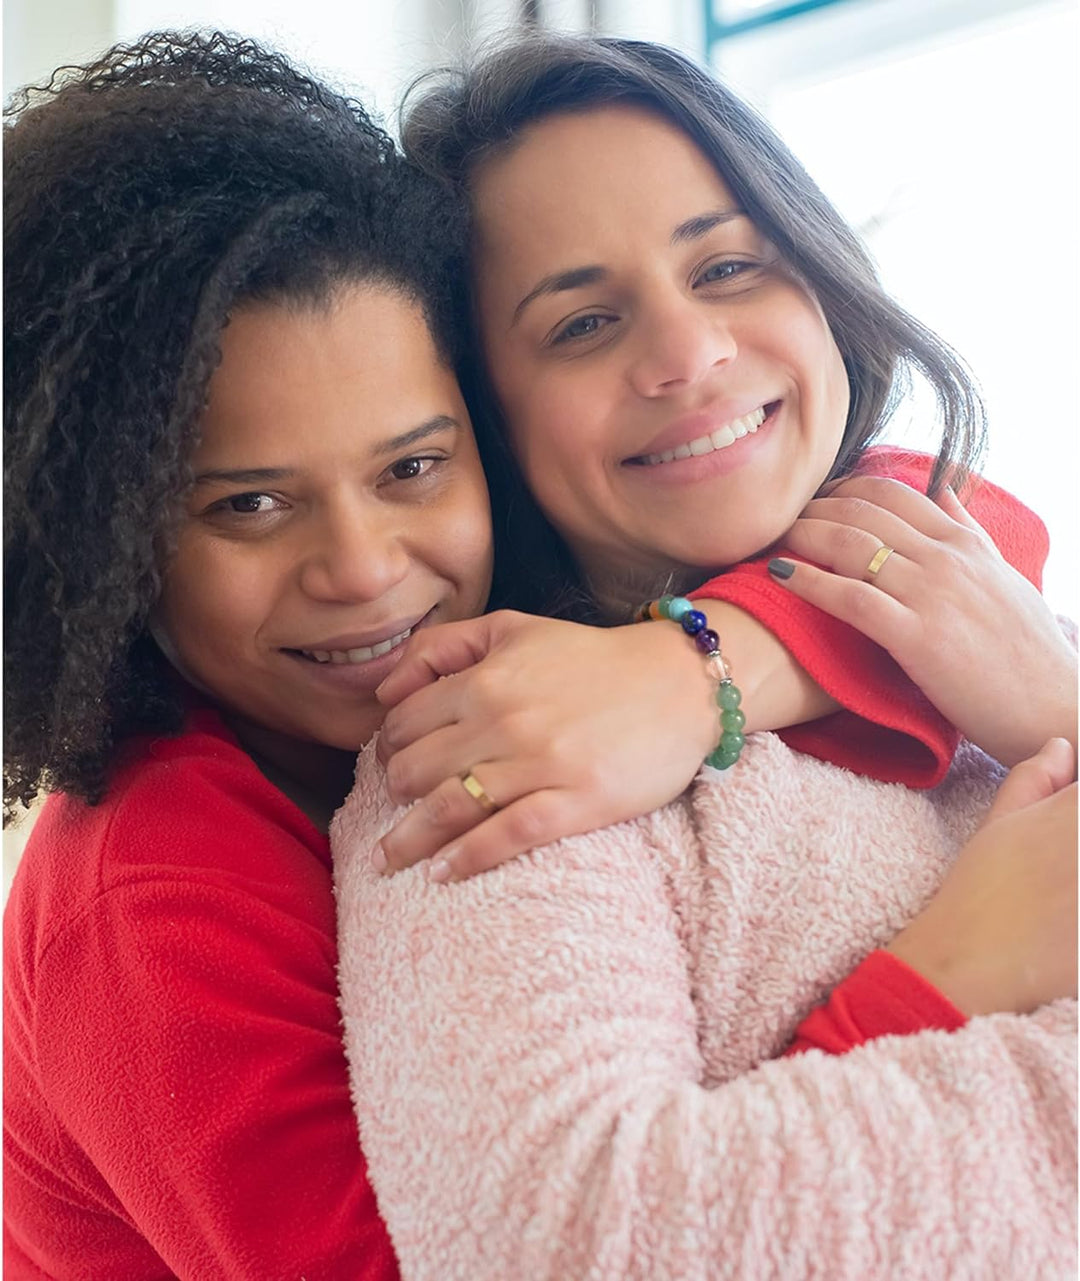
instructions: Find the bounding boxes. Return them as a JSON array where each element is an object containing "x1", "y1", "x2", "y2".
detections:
[
  {"x1": 284, "y1": 610, "x2": 431, "y2": 667},
  {"x1": 297, "y1": 627, "x2": 413, "y2": 665},
  {"x1": 625, "y1": 401, "x2": 778, "y2": 466}
]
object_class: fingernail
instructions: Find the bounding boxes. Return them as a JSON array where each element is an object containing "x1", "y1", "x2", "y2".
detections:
[
  {"x1": 428, "y1": 857, "x2": 452, "y2": 884},
  {"x1": 370, "y1": 845, "x2": 387, "y2": 874},
  {"x1": 768, "y1": 558, "x2": 795, "y2": 580}
]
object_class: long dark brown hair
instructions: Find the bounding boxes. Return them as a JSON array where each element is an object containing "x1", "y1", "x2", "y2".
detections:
[{"x1": 402, "y1": 32, "x2": 986, "y2": 616}]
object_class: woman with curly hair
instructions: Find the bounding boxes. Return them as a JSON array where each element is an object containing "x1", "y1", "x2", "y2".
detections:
[{"x1": 3, "y1": 31, "x2": 494, "y2": 1277}]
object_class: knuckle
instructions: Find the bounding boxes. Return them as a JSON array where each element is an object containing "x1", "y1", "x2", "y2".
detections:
[
  {"x1": 504, "y1": 798, "x2": 555, "y2": 849},
  {"x1": 424, "y1": 782, "x2": 464, "y2": 828},
  {"x1": 841, "y1": 580, "x2": 878, "y2": 623},
  {"x1": 384, "y1": 754, "x2": 415, "y2": 801},
  {"x1": 835, "y1": 522, "x2": 870, "y2": 554}
]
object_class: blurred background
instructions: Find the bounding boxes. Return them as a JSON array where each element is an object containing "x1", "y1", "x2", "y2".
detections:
[
  {"x1": 4, "y1": 0, "x2": 1077, "y2": 885},
  {"x1": 7, "y1": 0, "x2": 1076, "y2": 613}
]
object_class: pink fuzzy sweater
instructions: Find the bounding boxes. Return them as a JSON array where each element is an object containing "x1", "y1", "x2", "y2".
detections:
[{"x1": 333, "y1": 736, "x2": 1076, "y2": 1281}]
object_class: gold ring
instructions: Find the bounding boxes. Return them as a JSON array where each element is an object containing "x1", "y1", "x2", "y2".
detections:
[
  {"x1": 460, "y1": 770, "x2": 498, "y2": 813},
  {"x1": 865, "y1": 545, "x2": 895, "y2": 579}
]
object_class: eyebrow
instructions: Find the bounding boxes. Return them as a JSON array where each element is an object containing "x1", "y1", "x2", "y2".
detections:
[
  {"x1": 511, "y1": 266, "x2": 607, "y2": 326},
  {"x1": 670, "y1": 207, "x2": 746, "y2": 245},
  {"x1": 510, "y1": 208, "x2": 747, "y2": 325},
  {"x1": 193, "y1": 416, "x2": 461, "y2": 484}
]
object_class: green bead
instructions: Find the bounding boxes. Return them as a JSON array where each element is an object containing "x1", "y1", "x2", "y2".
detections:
[
  {"x1": 720, "y1": 730, "x2": 745, "y2": 754},
  {"x1": 706, "y1": 743, "x2": 740, "y2": 770},
  {"x1": 721, "y1": 708, "x2": 746, "y2": 733},
  {"x1": 716, "y1": 682, "x2": 742, "y2": 711},
  {"x1": 657, "y1": 593, "x2": 676, "y2": 619}
]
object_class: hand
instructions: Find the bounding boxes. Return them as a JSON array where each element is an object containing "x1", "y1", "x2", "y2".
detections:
[
  {"x1": 886, "y1": 737, "x2": 1077, "y2": 1017},
  {"x1": 372, "y1": 610, "x2": 718, "y2": 881},
  {"x1": 771, "y1": 476, "x2": 1077, "y2": 767}
]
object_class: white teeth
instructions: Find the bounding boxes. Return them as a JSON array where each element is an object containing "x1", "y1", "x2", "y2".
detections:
[
  {"x1": 300, "y1": 627, "x2": 413, "y2": 665},
  {"x1": 641, "y1": 405, "x2": 768, "y2": 466}
]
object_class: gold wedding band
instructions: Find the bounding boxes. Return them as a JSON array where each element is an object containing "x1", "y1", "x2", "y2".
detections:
[
  {"x1": 460, "y1": 770, "x2": 498, "y2": 813},
  {"x1": 865, "y1": 545, "x2": 895, "y2": 580}
]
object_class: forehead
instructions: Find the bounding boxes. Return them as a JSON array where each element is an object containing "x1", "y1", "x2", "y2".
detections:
[
  {"x1": 195, "y1": 284, "x2": 456, "y2": 461},
  {"x1": 472, "y1": 103, "x2": 737, "y2": 253}
]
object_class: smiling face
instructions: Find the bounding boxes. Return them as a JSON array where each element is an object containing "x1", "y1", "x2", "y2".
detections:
[
  {"x1": 156, "y1": 283, "x2": 492, "y2": 780},
  {"x1": 472, "y1": 104, "x2": 850, "y2": 600}
]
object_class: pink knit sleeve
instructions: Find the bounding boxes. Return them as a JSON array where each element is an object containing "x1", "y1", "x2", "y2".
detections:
[{"x1": 333, "y1": 749, "x2": 1076, "y2": 1281}]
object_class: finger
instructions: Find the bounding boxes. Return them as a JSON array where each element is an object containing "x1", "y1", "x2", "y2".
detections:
[
  {"x1": 778, "y1": 517, "x2": 918, "y2": 596},
  {"x1": 382, "y1": 721, "x2": 487, "y2": 801},
  {"x1": 425, "y1": 788, "x2": 576, "y2": 883},
  {"x1": 806, "y1": 476, "x2": 963, "y2": 542},
  {"x1": 766, "y1": 557, "x2": 913, "y2": 649},
  {"x1": 377, "y1": 761, "x2": 538, "y2": 873},
  {"x1": 375, "y1": 615, "x2": 502, "y2": 707},
  {"x1": 378, "y1": 676, "x2": 469, "y2": 768},
  {"x1": 934, "y1": 483, "x2": 995, "y2": 544},
  {"x1": 983, "y1": 738, "x2": 1077, "y2": 823}
]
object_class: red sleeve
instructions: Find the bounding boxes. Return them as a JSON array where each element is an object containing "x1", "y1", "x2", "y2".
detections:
[
  {"x1": 23, "y1": 764, "x2": 398, "y2": 1280},
  {"x1": 690, "y1": 446, "x2": 1050, "y2": 788},
  {"x1": 783, "y1": 949, "x2": 967, "y2": 1057}
]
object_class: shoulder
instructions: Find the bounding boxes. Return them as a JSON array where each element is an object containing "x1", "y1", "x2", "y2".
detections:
[{"x1": 8, "y1": 708, "x2": 332, "y2": 963}]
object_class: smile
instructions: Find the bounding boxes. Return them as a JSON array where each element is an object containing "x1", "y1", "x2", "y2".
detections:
[
  {"x1": 296, "y1": 628, "x2": 413, "y2": 665},
  {"x1": 632, "y1": 405, "x2": 769, "y2": 466}
]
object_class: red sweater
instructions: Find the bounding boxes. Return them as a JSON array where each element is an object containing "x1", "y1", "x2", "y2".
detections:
[
  {"x1": 4, "y1": 711, "x2": 398, "y2": 1280},
  {"x1": 690, "y1": 446, "x2": 1049, "y2": 787},
  {"x1": 3, "y1": 450, "x2": 1045, "y2": 1277}
]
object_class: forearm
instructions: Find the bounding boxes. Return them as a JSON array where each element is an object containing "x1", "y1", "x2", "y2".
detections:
[{"x1": 336, "y1": 830, "x2": 1075, "y2": 1281}]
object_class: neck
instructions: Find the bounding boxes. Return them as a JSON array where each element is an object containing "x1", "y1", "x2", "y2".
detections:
[{"x1": 224, "y1": 713, "x2": 358, "y2": 834}]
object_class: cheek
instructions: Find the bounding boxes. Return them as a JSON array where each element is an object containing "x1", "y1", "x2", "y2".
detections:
[
  {"x1": 434, "y1": 480, "x2": 494, "y2": 600},
  {"x1": 158, "y1": 543, "x2": 262, "y2": 662}
]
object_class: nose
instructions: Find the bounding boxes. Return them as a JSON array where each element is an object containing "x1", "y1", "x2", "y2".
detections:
[
  {"x1": 627, "y1": 295, "x2": 737, "y2": 398},
  {"x1": 298, "y1": 503, "x2": 411, "y2": 604}
]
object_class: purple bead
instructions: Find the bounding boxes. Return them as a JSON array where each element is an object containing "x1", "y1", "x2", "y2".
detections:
[
  {"x1": 680, "y1": 609, "x2": 708, "y2": 635},
  {"x1": 694, "y1": 628, "x2": 720, "y2": 654}
]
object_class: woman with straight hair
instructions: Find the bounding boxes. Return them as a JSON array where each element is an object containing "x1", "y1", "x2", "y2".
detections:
[{"x1": 334, "y1": 32, "x2": 1077, "y2": 1281}]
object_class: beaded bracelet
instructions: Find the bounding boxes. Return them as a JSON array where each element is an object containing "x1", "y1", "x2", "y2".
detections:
[{"x1": 634, "y1": 594, "x2": 746, "y2": 769}]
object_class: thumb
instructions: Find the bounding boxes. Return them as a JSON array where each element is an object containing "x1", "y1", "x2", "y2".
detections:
[{"x1": 983, "y1": 737, "x2": 1076, "y2": 823}]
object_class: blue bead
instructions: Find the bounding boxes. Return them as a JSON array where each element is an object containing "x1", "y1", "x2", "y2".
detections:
[
  {"x1": 667, "y1": 597, "x2": 693, "y2": 622},
  {"x1": 680, "y1": 609, "x2": 707, "y2": 635}
]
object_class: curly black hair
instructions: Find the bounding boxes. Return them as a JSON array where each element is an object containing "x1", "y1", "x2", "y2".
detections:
[{"x1": 4, "y1": 31, "x2": 471, "y2": 818}]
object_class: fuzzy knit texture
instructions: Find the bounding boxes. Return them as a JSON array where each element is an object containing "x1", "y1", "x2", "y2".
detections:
[
  {"x1": 334, "y1": 735, "x2": 1077, "y2": 1281},
  {"x1": 695, "y1": 446, "x2": 1049, "y2": 788}
]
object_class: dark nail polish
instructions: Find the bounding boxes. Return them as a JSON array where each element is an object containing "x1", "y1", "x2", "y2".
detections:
[{"x1": 768, "y1": 558, "x2": 795, "y2": 580}]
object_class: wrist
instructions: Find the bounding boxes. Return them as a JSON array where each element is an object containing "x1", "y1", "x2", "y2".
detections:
[
  {"x1": 884, "y1": 924, "x2": 994, "y2": 1019},
  {"x1": 624, "y1": 619, "x2": 720, "y2": 759},
  {"x1": 691, "y1": 596, "x2": 839, "y2": 732}
]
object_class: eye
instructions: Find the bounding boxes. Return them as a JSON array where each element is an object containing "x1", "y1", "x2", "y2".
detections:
[
  {"x1": 551, "y1": 313, "x2": 615, "y2": 346},
  {"x1": 222, "y1": 492, "x2": 280, "y2": 514},
  {"x1": 696, "y1": 259, "x2": 753, "y2": 287},
  {"x1": 386, "y1": 455, "x2": 438, "y2": 482}
]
